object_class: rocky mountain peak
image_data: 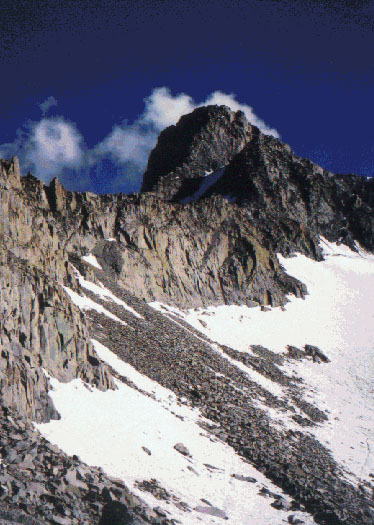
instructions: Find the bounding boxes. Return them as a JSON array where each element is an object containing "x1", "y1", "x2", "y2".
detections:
[{"x1": 141, "y1": 104, "x2": 255, "y2": 198}]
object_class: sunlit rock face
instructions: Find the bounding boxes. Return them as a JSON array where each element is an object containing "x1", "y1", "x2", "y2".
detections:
[{"x1": 0, "y1": 159, "x2": 115, "y2": 421}]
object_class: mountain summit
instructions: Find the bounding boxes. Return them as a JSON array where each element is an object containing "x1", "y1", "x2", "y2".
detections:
[
  {"x1": 1, "y1": 107, "x2": 374, "y2": 524},
  {"x1": 141, "y1": 105, "x2": 254, "y2": 197},
  {"x1": 143, "y1": 104, "x2": 374, "y2": 255}
]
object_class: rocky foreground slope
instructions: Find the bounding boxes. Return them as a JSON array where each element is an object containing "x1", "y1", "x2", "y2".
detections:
[{"x1": 0, "y1": 105, "x2": 374, "y2": 524}]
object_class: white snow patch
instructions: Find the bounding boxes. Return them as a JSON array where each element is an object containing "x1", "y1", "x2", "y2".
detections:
[
  {"x1": 36, "y1": 342, "x2": 315, "y2": 524},
  {"x1": 72, "y1": 266, "x2": 143, "y2": 319},
  {"x1": 172, "y1": 238, "x2": 374, "y2": 482},
  {"x1": 81, "y1": 254, "x2": 102, "y2": 269},
  {"x1": 181, "y1": 168, "x2": 225, "y2": 204},
  {"x1": 150, "y1": 302, "x2": 184, "y2": 317},
  {"x1": 63, "y1": 286, "x2": 127, "y2": 326}
]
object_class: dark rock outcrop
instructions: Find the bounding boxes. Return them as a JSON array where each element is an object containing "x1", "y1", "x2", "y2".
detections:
[
  {"x1": 141, "y1": 105, "x2": 253, "y2": 198},
  {"x1": 205, "y1": 130, "x2": 374, "y2": 253},
  {"x1": 0, "y1": 409, "x2": 171, "y2": 524}
]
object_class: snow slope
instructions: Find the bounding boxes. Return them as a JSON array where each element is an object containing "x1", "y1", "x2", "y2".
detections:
[
  {"x1": 36, "y1": 238, "x2": 374, "y2": 522},
  {"x1": 176, "y1": 239, "x2": 374, "y2": 483},
  {"x1": 36, "y1": 340, "x2": 314, "y2": 525}
]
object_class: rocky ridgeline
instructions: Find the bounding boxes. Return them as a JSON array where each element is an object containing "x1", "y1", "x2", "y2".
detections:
[
  {"x1": 1, "y1": 156, "x2": 307, "y2": 309},
  {"x1": 2, "y1": 106, "x2": 373, "y2": 313}
]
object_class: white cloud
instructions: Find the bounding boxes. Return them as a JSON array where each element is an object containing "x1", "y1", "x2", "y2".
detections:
[
  {"x1": 0, "y1": 87, "x2": 279, "y2": 189},
  {"x1": 140, "y1": 87, "x2": 195, "y2": 130},
  {"x1": 204, "y1": 91, "x2": 280, "y2": 137},
  {"x1": 95, "y1": 125, "x2": 156, "y2": 166},
  {"x1": 39, "y1": 96, "x2": 58, "y2": 116},
  {"x1": 0, "y1": 117, "x2": 85, "y2": 182},
  {"x1": 25, "y1": 118, "x2": 84, "y2": 178}
]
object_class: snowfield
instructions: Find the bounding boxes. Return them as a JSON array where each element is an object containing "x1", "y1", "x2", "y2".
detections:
[
  {"x1": 180, "y1": 167, "x2": 225, "y2": 203},
  {"x1": 36, "y1": 238, "x2": 374, "y2": 523},
  {"x1": 36, "y1": 340, "x2": 314, "y2": 525},
  {"x1": 167, "y1": 239, "x2": 374, "y2": 484}
]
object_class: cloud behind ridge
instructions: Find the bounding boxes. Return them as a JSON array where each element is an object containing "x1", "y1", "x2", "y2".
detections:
[{"x1": 0, "y1": 88, "x2": 279, "y2": 192}]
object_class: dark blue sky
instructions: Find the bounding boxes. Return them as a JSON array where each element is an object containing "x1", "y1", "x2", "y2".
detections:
[{"x1": 0, "y1": 0, "x2": 373, "y2": 193}]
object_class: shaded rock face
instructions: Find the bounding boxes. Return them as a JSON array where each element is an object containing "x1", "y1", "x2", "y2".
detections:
[
  {"x1": 141, "y1": 105, "x2": 253, "y2": 198},
  {"x1": 205, "y1": 132, "x2": 374, "y2": 253}
]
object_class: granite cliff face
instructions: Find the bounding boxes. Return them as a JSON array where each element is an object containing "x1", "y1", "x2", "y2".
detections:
[
  {"x1": 1, "y1": 105, "x2": 374, "y2": 524},
  {"x1": 105, "y1": 194, "x2": 306, "y2": 308},
  {"x1": 0, "y1": 160, "x2": 115, "y2": 424}
]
